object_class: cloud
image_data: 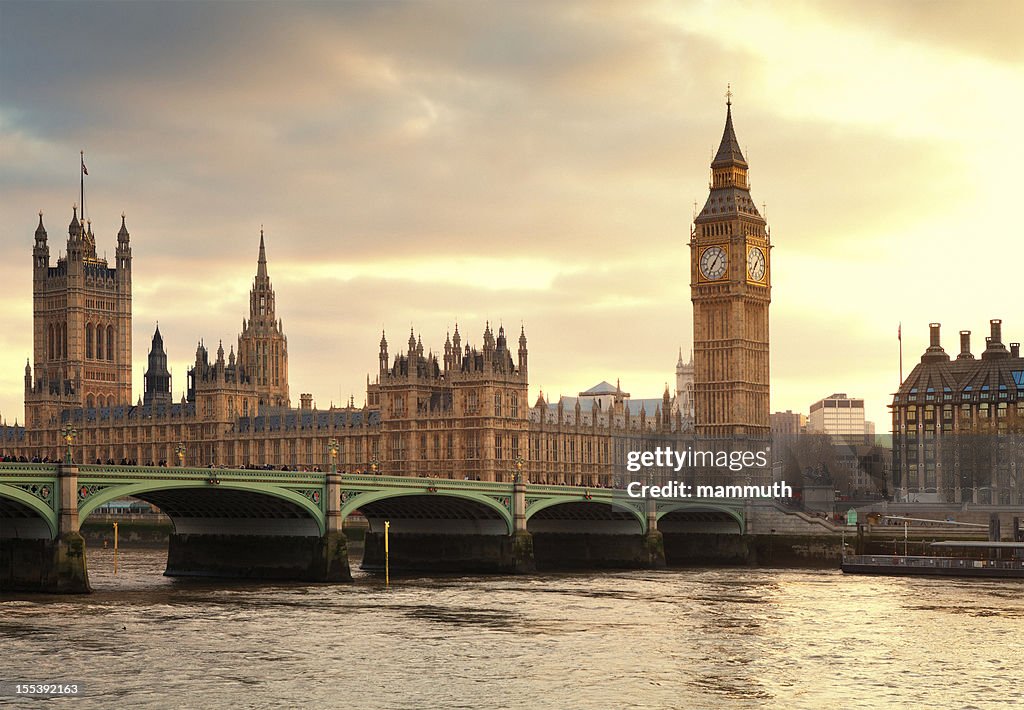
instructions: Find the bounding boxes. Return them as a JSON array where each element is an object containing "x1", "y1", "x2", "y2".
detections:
[{"x1": 0, "y1": 0, "x2": 1021, "y2": 435}]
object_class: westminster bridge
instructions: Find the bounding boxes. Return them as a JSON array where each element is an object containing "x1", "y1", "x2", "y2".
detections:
[{"x1": 0, "y1": 462, "x2": 754, "y2": 593}]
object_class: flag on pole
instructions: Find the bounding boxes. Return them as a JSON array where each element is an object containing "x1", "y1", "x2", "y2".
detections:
[
  {"x1": 898, "y1": 322, "x2": 901, "y2": 340},
  {"x1": 81, "y1": 158, "x2": 88, "y2": 176}
]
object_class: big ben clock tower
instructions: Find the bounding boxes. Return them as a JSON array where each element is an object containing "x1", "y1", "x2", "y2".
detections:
[{"x1": 691, "y1": 91, "x2": 771, "y2": 443}]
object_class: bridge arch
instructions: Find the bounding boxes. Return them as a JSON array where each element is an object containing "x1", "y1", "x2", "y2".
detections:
[
  {"x1": 656, "y1": 502, "x2": 745, "y2": 534},
  {"x1": 526, "y1": 496, "x2": 647, "y2": 534},
  {"x1": 0, "y1": 484, "x2": 58, "y2": 539},
  {"x1": 79, "y1": 481, "x2": 326, "y2": 536},
  {"x1": 341, "y1": 489, "x2": 513, "y2": 535}
]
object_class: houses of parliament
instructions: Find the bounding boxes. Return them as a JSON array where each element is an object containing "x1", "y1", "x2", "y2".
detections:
[{"x1": 0, "y1": 99, "x2": 772, "y2": 483}]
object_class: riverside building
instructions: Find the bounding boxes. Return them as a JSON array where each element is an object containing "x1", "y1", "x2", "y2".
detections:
[{"x1": 892, "y1": 321, "x2": 1024, "y2": 503}]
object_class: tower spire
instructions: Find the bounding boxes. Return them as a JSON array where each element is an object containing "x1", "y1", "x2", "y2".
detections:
[
  {"x1": 257, "y1": 226, "x2": 268, "y2": 280},
  {"x1": 712, "y1": 87, "x2": 746, "y2": 168}
]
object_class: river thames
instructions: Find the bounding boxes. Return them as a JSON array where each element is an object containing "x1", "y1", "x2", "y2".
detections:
[{"x1": 2, "y1": 548, "x2": 1021, "y2": 709}]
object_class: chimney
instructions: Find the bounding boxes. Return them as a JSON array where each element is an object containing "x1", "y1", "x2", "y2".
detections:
[
  {"x1": 922, "y1": 322, "x2": 950, "y2": 363},
  {"x1": 1012, "y1": 343, "x2": 1021, "y2": 358},
  {"x1": 957, "y1": 330, "x2": 973, "y2": 360},
  {"x1": 983, "y1": 319, "x2": 1009, "y2": 360},
  {"x1": 300, "y1": 393, "x2": 313, "y2": 410}
]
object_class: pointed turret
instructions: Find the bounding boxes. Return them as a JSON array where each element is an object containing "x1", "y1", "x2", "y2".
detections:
[
  {"x1": 35, "y1": 212, "x2": 47, "y2": 243},
  {"x1": 408, "y1": 328, "x2": 416, "y2": 354},
  {"x1": 379, "y1": 330, "x2": 389, "y2": 372},
  {"x1": 695, "y1": 90, "x2": 763, "y2": 219},
  {"x1": 144, "y1": 324, "x2": 172, "y2": 407},
  {"x1": 68, "y1": 206, "x2": 82, "y2": 237},
  {"x1": 517, "y1": 324, "x2": 528, "y2": 374},
  {"x1": 257, "y1": 227, "x2": 268, "y2": 281},
  {"x1": 118, "y1": 213, "x2": 130, "y2": 242},
  {"x1": 239, "y1": 228, "x2": 289, "y2": 405},
  {"x1": 712, "y1": 91, "x2": 747, "y2": 168},
  {"x1": 33, "y1": 211, "x2": 50, "y2": 274},
  {"x1": 452, "y1": 323, "x2": 462, "y2": 366}
]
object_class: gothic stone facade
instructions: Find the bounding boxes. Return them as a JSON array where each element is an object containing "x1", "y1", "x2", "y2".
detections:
[
  {"x1": 25, "y1": 209, "x2": 132, "y2": 449},
  {"x1": 690, "y1": 99, "x2": 771, "y2": 442},
  {"x1": 12, "y1": 212, "x2": 687, "y2": 483}
]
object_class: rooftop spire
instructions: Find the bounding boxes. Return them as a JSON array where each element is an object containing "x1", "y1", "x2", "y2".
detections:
[
  {"x1": 69, "y1": 205, "x2": 81, "y2": 235},
  {"x1": 35, "y1": 211, "x2": 47, "y2": 241},
  {"x1": 257, "y1": 227, "x2": 268, "y2": 280},
  {"x1": 712, "y1": 86, "x2": 747, "y2": 168}
]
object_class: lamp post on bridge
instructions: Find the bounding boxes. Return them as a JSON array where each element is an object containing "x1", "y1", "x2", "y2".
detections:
[
  {"x1": 61, "y1": 424, "x2": 77, "y2": 465},
  {"x1": 174, "y1": 443, "x2": 186, "y2": 468},
  {"x1": 513, "y1": 456, "x2": 525, "y2": 483},
  {"x1": 370, "y1": 454, "x2": 379, "y2": 475},
  {"x1": 328, "y1": 438, "x2": 339, "y2": 474}
]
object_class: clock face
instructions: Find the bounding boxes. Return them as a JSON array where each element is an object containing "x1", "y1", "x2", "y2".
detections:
[
  {"x1": 747, "y1": 246, "x2": 766, "y2": 282},
  {"x1": 699, "y1": 245, "x2": 728, "y2": 280}
]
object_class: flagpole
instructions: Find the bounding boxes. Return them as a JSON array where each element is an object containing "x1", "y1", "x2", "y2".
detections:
[
  {"x1": 80, "y1": 150, "x2": 85, "y2": 222},
  {"x1": 898, "y1": 322, "x2": 903, "y2": 386}
]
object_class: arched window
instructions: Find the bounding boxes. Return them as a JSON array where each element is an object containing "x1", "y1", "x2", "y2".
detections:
[
  {"x1": 48, "y1": 323, "x2": 54, "y2": 360},
  {"x1": 96, "y1": 324, "x2": 104, "y2": 360},
  {"x1": 510, "y1": 393, "x2": 518, "y2": 418},
  {"x1": 494, "y1": 392, "x2": 502, "y2": 417},
  {"x1": 86, "y1": 394, "x2": 95, "y2": 408},
  {"x1": 86, "y1": 324, "x2": 94, "y2": 359},
  {"x1": 107, "y1": 326, "x2": 114, "y2": 361}
]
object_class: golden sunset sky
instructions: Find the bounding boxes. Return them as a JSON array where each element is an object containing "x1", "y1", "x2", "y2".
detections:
[{"x1": 1, "y1": 0, "x2": 1022, "y2": 429}]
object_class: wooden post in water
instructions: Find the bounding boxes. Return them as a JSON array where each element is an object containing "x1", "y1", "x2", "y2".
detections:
[
  {"x1": 384, "y1": 520, "x2": 390, "y2": 587},
  {"x1": 113, "y1": 522, "x2": 119, "y2": 575}
]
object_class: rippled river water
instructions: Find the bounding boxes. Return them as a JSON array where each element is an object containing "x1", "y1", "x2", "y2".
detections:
[{"x1": 2, "y1": 547, "x2": 1022, "y2": 709}]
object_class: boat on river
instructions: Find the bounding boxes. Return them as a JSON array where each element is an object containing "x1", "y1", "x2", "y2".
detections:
[{"x1": 842, "y1": 541, "x2": 1024, "y2": 578}]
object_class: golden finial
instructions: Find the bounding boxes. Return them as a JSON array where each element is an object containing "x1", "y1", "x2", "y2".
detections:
[{"x1": 725, "y1": 83, "x2": 732, "y2": 106}]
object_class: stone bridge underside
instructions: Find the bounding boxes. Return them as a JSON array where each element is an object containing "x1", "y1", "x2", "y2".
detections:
[
  {"x1": 357, "y1": 496, "x2": 660, "y2": 572},
  {"x1": 359, "y1": 494, "x2": 512, "y2": 573},
  {"x1": 659, "y1": 509, "x2": 747, "y2": 566},
  {"x1": 527, "y1": 502, "x2": 650, "y2": 570},
  {"x1": 129, "y1": 488, "x2": 321, "y2": 537},
  {"x1": 0, "y1": 496, "x2": 53, "y2": 539}
]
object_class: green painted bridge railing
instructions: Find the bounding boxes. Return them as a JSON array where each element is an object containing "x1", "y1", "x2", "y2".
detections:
[{"x1": 0, "y1": 463, "x2": 745, "y2": 539}]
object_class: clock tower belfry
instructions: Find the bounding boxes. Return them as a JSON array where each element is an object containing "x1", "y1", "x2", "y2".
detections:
[{"x1": 690, "y1": 93, "x2": 771, "y2": 442}]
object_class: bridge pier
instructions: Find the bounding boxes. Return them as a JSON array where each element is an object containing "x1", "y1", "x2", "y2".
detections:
[
  {"x1": 511, "y1": 476, "x2": 536, "y2": 573},
  {"x1": 644, "y1": 497, "x2": 666, "y2": 569},
  {"x1": 52, "y1": 464, "x2": 91, "y2": 592},
  {"x1": 319, "y1": 470, "x2": 353, "y2": 582}
]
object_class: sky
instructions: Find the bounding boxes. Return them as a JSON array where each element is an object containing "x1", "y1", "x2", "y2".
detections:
[{"x1": 1, "y1": 0, "x2": 1022, "y2": 429}]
